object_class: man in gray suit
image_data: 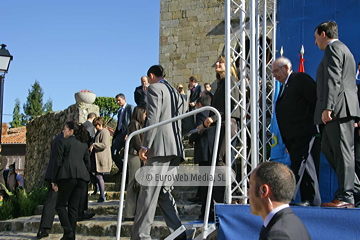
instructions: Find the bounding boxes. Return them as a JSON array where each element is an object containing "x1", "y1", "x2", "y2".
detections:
[
  {"x1": 314, "y1": 21, "x2": 360, "y2": 208},
  {"x1": 131, "y1": 65, "x2": 186, "y2": 240}
]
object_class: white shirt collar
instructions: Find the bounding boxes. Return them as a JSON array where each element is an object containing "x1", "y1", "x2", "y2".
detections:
[
  {"x1": 328, "y1": 39, "x2": 339, "y2": 45},
  {"x1": 284, "y1": 70, "x2": 293, "y2": 85},
  {"x1": 263, "y1": 204, "x2": 289, "y2": 227}
]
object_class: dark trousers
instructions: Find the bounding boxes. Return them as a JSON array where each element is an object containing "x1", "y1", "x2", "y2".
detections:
[
  {"x1": 285, "y1": 135, "x2": 320, "y2": 203},
  {"x1": 39, "y1": 181, "x2": 57, "y2": 229},
  {"x1": 321, "y1": 117, "x2": 360, "y2": 203},
  {"x1": 56, "y1": 178, "x2": 87, "y2": 234},
  {"x1": 78, "y1": 182, "x2": 89, "y2": 214},
  {"x1": 111, "y1": 131, "x2": 126, "y2": 171}
]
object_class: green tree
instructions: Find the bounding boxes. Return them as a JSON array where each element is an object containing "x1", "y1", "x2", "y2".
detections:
[
  {"x1": 22, "y1": 80, "x2": 45, "y2": 123},
  {"x1": 9, "y1": 98, "x2": 23, "y2": 128},
  {"x1": 43, "y1": 98, "x2": 53, "y2": 113},
  {"x1": 94, "y1": 96, "x2": 119, "y2": 127}
]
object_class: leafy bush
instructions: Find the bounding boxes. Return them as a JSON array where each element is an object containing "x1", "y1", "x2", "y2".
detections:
[{"x1": 0, "y1": 187, "x2": 47, "y2": 220}]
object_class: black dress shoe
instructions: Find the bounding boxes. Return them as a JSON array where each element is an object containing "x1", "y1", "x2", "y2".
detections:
[
  {"x1": 60, "y1": 232, "x2": 75, "y2": 240},
  {"x1": 188, "y1": 196, "x2": 201, "y2": 203},
  {"x1": 78, "y1": 212, "x2": 95, "y2": 221},
  {"x1": 37, "y1": 229, "x2": 49, "y2": 239},
  {"x1": 290, "y1": 201, "x2": 312, "y2": 207}
]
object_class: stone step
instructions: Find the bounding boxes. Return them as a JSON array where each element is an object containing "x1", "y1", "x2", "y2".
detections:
[
  {"x1": 0, "y1": 215, "x2": 199, "y2": 239},
  {"x1": 34, "y1": 200, "x2": 202, "y2": 218},
  {"x1": 0, "y1": 232, "x2": 128, "y2": 240}
]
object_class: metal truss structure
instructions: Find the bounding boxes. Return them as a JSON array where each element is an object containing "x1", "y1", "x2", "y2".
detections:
[{"x1": 224, "y1": 0, "x2": 277, "y2": 203}]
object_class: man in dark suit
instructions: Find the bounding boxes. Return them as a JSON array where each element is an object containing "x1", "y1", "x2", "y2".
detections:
[
  {"x1": 111, "y1": 93, "x2": 134, "y2": 172},
  {"x1": 132, "y1": 65, "x2": 186, "y2": 240},
  {"x1": 37, "y1": 132, "x2": 63, "y2": 239},
  {"x1": 314, "y1": 21, "x2": 360, "y2": 208},
  {"x1": 83, "y1": 112, "x2": 97, "y2": 140},
  {"x1": 188, "y1": 95, "x2": 212, "y2": 217},
  {"x1": 188, "y1": 76, "x2": 204, "y2": 112},
  {"x1": 273, "y1": 57, "x2": 321, "y2": 206},
  {"x1": 249, "y1": 161, "x2": 311, "y2": 240},
  {"x1": 134, "y1": 76, "x2": 149, "y2": 107}
]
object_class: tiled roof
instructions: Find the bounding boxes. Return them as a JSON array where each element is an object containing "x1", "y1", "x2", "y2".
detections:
[{"x1": 1, "y1": 125, "x2": 26, "y2": 144}]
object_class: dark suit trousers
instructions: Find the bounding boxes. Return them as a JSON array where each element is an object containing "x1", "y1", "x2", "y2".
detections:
[
  {"x1": 285, "y1": 135, "x2": 319, "y2": 203},
  {"x1": 39, "y1": 181, "x2": 57, "y2": 229},
  {"x1": 111, "y1": 131, "x2": 126, "y2": 171},
  {"x1": 321, "y1": 117, "x2": 360, "y2": 203},
  {"x1": 56, "y1": 178, "x2": 87, "y2": 234}
]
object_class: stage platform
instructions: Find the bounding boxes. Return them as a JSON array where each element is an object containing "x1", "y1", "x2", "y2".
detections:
[{"x1": 215, "y1": 204, "x2": 360, "y2": 240}]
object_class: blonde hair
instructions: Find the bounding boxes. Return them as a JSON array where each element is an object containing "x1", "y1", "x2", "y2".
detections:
[
  {"x1": 216, "y1": 55, "x2": 239, "y2": 81},
  {"x1": 176, "y1": 83, "x2": 185, "y2": 94}
]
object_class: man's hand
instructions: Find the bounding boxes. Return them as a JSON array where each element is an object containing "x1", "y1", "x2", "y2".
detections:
[
  {"x1": 51, "y1": 183, "x2": 58, "y2": 192},
  {"x1": 190, "y1": 102, "x2": 195, "y2": 107},
  {"x1": 139, "y1": 148, "x2": 148, "y2": 162},
  {"x1": 321, "y1": 109, "x2": 333, "y2": 124},
  {"x1": 203, "y1": 117, "x2": 214, "y2": 128}
]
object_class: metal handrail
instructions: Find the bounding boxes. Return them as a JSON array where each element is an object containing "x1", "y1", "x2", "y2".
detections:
[{"x1": 116, "y1": 106, "x2": 222, "y2": 239}]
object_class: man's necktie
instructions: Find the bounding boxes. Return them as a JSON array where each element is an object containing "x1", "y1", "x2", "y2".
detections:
[
  {"x1": 117, "y1": 108, "x2": 124, "y2": 131},
  {"x1": 279, "y1": 84, "x2": 286, "y2": 97}
]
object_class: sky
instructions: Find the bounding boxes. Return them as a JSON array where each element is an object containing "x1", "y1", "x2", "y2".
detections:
[{"x1": 1, "y1": 1, "x2": 160, "y2": 124}]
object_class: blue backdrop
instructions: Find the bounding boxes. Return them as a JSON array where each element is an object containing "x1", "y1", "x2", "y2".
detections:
[{"x1": 274, "y1": 0, "x2": 360, "y2": 203}]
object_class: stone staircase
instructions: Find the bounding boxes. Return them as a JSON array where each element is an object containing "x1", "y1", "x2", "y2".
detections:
[{"x1": 0, "y1": 147, "x2": 217, "y2": 239}]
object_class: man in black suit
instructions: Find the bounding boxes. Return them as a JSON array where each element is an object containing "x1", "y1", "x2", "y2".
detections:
[
  {"x1": 111, "y1": 93, "x2": 134, "y2": 172},
  {"x1": 273, "y1": 57, "x2": 320, "y2": 206},
  {"x1": 314, "y1": 21, "x2": 360, "y2": 208},
  {"x1": 188, "y1": 95, "x2": 212, "y2": 217},
  {"x1": 37, "y1": 132, "x2": 63, "y2": 239},
  {"x1": 83, "y1": 112, "x2": 97, "y2": 140},
  {"x1": 188, "y1": 76, "x2": 204, "y2": 112},
  {"x1": 134, "y1": 76, "x2": 149, "y2": 107},
  {"x1": 249, "y1": 161, "x2": 311, "y2": 240}
]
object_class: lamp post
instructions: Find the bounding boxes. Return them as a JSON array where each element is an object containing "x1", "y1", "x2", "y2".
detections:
[{"x1": 0, "y1": 44, "x2": 14, "y2": 146}]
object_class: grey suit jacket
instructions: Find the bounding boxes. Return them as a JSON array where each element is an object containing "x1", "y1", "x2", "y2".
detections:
[
  {"x1": 314, "y1": 40, "x2": 360, "y2": 125},
  {"x1": 142, "y1": 80, "x2": 185, "y2": 159}
]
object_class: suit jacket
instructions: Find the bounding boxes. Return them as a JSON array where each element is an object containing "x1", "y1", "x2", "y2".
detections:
[
  {"x1": 142, "y1": 80, "x2": 185, "y2": 159},
  {"x1": 92, "y1": 128, "x2": 112, "y2": 173},
  {"x1": 52, "y1": 135, "x2": 90, "y2": 183},
  {"x1": 314, "y1": 40, "x2": 360, "y2": 125},
  {"x1": 276, "y1": 72, "x2": 317, "y2": 142},
  {"x1": 134, "y1": 85, "x2": 147, "y2": 107},
  {"x1": 45, "y1": 133, "x2": 63, "y2": 181},
  {"x1": 114, "y1": 103, "x2": 134, "y2": 139},
  {"x1": 189, "y1": 84, "x2": 204, "y2": 111},
  {"x1": 189, "y1": 110, "x2": 210, "y2": 164},
  {"x1": 260, "y1": 207, "x2": 311, "y2": 240},
  {"x1": 83, "y1": 120, "x2": 96, "y2": 139}
]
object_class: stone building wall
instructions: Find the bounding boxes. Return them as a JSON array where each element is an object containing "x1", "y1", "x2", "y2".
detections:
[
  {"x1": 24, "y1": 103, "x2": 99, "y2": 191},
  {"x1": 160, "y1": 0, "x2": 226, "y2": 88}
]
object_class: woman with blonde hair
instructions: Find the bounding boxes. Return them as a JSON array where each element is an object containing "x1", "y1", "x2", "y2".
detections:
[
  {"x1": 89, "y1": 117, "x2": 112, "y2": 203},
  {"x1": 196, "y1": 54, "x2": 240, "y2": 221}
]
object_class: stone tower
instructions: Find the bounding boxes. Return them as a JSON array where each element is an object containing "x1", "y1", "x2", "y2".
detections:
[{"x1": 159, "y1": 0, "x2": 226, "y2": 88}]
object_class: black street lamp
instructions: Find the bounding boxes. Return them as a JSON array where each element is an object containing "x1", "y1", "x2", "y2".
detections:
[{"x1": 0, "y1": 44, "x2": 14, "y2": 146}]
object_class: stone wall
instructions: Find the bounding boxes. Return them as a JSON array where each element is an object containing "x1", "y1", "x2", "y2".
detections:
[
  {"x1": 160, "y1": 0, "x2": 226, "y2": 88},
  {"x1": 24, "y1": 103, "x2": 99, "y2": 191}
]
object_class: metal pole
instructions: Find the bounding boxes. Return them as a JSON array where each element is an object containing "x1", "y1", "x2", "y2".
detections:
[
  {"x1": 0, "y1": 75, "x2": 5, "y2": 146},
  {"x1": 224, "y1": 0, "x2": 232, "y2": 204}
]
